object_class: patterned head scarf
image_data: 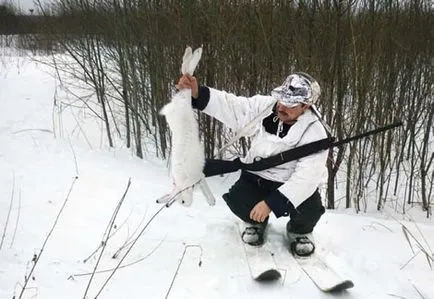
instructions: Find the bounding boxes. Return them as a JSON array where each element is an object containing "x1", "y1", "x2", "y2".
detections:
[{"x1": 271, "y1": 72, "x2": 321, "y2": 107}]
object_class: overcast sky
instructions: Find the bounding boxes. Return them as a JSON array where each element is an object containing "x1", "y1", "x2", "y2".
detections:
[{"x1": 11, "y1": 0, "x2": 47, "y2": 12}]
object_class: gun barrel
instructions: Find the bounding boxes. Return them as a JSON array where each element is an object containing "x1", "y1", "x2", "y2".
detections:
[{"x1": 332, "y1": 121, "x2": 403, "y2": 147}]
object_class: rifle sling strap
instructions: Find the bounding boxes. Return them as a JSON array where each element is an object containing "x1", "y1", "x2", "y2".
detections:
[{"x1": 240, "y1": 137, "x2": 334, "y2": 172}]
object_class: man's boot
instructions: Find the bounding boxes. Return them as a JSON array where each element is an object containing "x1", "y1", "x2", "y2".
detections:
[
  {"x1": 241, "y1": 221, "x2": 267, "y2": 246},
  {"x1": 286, "y1": 222, "x2": 315, "y2": 257}
]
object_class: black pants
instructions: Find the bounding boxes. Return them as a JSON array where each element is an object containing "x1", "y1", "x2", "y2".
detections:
[{"x1": 222, "y1": 171, "x2": 325, "y2": 234}]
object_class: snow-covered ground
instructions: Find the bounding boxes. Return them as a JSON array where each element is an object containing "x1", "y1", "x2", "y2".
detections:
[{"x1": 0, "y1": 55, "x2": 433, "y2": 299}]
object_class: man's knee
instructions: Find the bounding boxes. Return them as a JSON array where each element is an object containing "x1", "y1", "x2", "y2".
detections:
[
  {"x1": 223, "y1": 175, "x2": 265, "y2": 223},
  {"x1": 223, "y1": 192, "x2": 261, "y2": 223},
  {"x1": 287, "y1": 190, "x2": 325, "y2": 234}
]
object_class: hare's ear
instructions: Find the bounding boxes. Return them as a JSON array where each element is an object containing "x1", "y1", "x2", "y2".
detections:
[
  {"x1": 181, "y1": 46, "x2": 203, "y2": 75},
  {"x1": 181, "y1": 46, "x2": 193, "y2": 75},
  {"x1": 186, "y1": 47, "x2": 202, "y2": 75}
]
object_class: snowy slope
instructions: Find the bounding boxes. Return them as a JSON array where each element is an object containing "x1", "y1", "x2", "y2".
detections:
[{"x1": 0, "y1": 56, "x2": 433, "y2": 299}]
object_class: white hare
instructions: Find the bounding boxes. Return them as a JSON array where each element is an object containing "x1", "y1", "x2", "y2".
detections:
[{"x1": 158, "y1": 47, "x2": 215, "y2": 207}]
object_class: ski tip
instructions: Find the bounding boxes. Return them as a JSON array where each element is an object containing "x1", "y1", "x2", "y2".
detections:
[
  {"x1": 254, "y1": 269, "x2": 282, "y2": 282},
  {"x1": 324, "y1": 280, "x2": 354, "y2": 292}
]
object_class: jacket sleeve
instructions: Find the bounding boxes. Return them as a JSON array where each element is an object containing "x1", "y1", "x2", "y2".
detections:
[
  {"x1": 191, "y1": 86, "x2": 211, "y2": 110},
  {"x1": 270, "y1": 150, "x2": 327, "y2": 214},
  {"x1": 192, "y1": 86, "x2": 276, "y2": 131},
  {"x1": 264, "y1": 189, "x2": 294, "y2": 218},
  {"x1": 264, "y1": 123, "x2": 328, "y2": 216}
]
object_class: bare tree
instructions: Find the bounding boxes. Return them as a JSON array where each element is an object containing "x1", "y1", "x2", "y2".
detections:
[{"x1": 29, "y1": 0, "x2": 432, "y2": 215}]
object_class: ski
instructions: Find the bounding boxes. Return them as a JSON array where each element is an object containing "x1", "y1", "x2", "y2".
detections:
[
  {"x1": 243, "y1": 243, "x2": 282, "y2": 281},
  {"x1": 238, "y1": 224, "x2": 282, "y2": 282},
  {"x1": 237, "y1": 225, "x2": 352, "y2": 288},
  {"x1": 289, "y1": 247, "x2": 354, "y2": 292}
]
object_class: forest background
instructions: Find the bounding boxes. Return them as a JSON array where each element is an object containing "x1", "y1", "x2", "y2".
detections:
[{"x1": 1, "y1": 0, "x2": 432, "y2": 215}]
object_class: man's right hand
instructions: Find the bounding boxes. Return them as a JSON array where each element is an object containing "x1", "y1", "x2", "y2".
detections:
[{"x1": 176, "y1": 74, "x2": 199, "y2": 99}]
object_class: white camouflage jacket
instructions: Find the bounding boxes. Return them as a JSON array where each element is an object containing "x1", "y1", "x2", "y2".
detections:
[{"x1": 193, "y1": 86, "x2": 328, "y2": 217}]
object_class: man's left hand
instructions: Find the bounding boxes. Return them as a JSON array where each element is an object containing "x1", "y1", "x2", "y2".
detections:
[{"x1": 250, "y1": 200, "x2": 271, "y2": 223}]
